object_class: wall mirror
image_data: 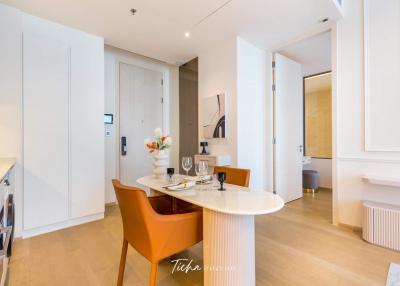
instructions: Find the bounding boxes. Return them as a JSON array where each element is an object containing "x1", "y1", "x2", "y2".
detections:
[{"x1": 303, "y1": 72, "x2": 332, "y2": 159}]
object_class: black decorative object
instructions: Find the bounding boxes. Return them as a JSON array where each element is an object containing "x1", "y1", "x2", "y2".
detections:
[
  {"x1": 167, "y1": 168, "x2": 174, "y2": 181},
  {"x1": 200, "y1": 141, "x2": 209, "y2": 155},
  {"x1": 217, "y1": 172, "x2": 226, "y2": 191}
]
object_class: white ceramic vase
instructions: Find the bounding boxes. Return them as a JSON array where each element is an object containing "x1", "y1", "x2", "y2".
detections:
[{"x1": 153, "y1": 149, "x2": 169, "y2": 179}]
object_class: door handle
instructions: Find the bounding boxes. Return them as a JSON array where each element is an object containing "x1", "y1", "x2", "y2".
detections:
[{"x1": 121, "y1": 137, "x2": 127, "y2": 156}]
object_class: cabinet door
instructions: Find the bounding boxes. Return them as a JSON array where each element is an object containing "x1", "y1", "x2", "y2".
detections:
[
  {"x1": 23, "y1": 32, "x2": 69, "y2": 230},
  {"x1": 69, "y1": 36, "x2": 105, "y2": 219}
]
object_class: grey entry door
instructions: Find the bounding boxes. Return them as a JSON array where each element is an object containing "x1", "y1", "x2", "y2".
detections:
[{"x1": 119, "y1": 63, "x2": 163, "y2": 187}]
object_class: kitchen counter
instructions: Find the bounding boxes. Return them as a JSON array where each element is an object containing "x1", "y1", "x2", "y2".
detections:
[{"x1": 0, "y1": 158, "x2": 15, "y2": 182}]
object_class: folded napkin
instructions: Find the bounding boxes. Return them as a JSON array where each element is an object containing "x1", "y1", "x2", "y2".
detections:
[
  {"x1": 187, "y1": 175, "x2": 212, "y2": 183},
  {"x1": 165, "y1": 180, "x2": 196, "y2": 191}
]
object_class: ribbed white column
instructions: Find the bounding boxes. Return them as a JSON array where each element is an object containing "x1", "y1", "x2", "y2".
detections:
[{"x1": 203, "y1": 208, "x2": 255, "y2": 286}]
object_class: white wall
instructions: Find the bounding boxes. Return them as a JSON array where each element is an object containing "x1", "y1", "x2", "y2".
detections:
[
  {"x1": 237, "y1": 38, "x2": 272, "y2": 190},
  {"x1": 104, "y1": 51, "x2": 117, "y2": 203},
  {"x1": 336, "y1": 0, "x2": 400, "y2": 227},
  {"x1": 104, "y1": 46, "x2": 179, "y2": 203},
  {"x1": 304, "y1": 159, "x2": 332, "y2": 188},
  {"x1": 198, "y1": 38, "x2": 238, "y2": 165},
  {"x1": 0, "y1": 4, "x2": 23, "y2": 236},
  {"x1": 198, "y1": 37, "x2": 273, "y2": 190}
]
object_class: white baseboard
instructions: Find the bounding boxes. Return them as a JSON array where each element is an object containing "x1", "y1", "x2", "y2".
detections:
[{"x1": 21, "y1": 212, "x2": 104, "y2": 239}]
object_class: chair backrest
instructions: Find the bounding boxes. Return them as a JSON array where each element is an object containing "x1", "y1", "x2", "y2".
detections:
[
  {"x1": 213, "y1": 166, "x2": 251, "y2": 187},
  {"x1": 112, "y1": 179, "x2": 156, "y2": 259}
]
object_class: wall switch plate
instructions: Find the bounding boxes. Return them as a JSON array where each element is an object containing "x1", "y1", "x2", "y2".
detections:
[{"x1": 105, "y1": 130, "x2": 112, "y2": 137}]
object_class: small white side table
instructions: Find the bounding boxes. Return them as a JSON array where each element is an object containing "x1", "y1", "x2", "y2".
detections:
[{"x1": 194, "y1": 154, "x2": 231, "y2": 172}]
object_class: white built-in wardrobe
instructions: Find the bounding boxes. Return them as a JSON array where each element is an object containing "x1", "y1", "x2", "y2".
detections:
[{"x1": 21, "y1": 15, "x2": 104, "y2": 236}]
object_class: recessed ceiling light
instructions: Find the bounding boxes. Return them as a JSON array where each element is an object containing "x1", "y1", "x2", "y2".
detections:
[
  {"x1": 184, "y1": 32, "x2": 190, "y2": 38},
  {"x1": 130, "y1": 8, "x2": 137, "y2": 15}
]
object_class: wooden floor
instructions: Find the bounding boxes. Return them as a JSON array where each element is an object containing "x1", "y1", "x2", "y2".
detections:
[{"x1": 9, "y1": 189, "x2": 400, "y2": 285}]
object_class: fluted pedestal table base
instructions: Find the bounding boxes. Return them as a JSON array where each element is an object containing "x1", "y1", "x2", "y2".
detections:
[{"x1": 203, "y1": 208, "x2": 255, "y2": 286}]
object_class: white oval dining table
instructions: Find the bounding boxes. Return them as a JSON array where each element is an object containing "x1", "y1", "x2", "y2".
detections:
[{"x1": 137, "y1": 175, "x2": 284, "y2": 286}]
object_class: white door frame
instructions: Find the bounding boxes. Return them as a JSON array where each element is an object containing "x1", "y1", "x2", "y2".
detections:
[
  {"x1": 114, "y1": 56, "x2": 170, "y2": 181},
  {"x1": 272, "y1": 24, "x2": 339, "y2": 225}
]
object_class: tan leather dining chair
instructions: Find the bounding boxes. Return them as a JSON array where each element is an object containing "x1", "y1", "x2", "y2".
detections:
[
  {"x1": 213, "y1": 166, "x2": 251, "y2": 187},
  {"x1": 112, "y1": 180, "x2": 203, "y2": 286}
]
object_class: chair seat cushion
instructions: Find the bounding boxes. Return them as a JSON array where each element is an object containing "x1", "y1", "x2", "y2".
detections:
[
  {"x1": 149, "y1": 195, "x2": 174, "y2": 214},
  {"x1": 149, "y1": 195, "x2": 202, "y2": 215},
  {"x1": 176, "y1": 199, "x2": 202, "y2": 214}
]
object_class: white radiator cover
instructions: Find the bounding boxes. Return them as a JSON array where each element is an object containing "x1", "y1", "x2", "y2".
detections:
[{"x1": 362, "y1": 201, "x2": 400, "y2": 251}]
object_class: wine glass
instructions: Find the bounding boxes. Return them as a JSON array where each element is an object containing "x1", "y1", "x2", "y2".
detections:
[
  {"x1": 195, "y1": 160, "x2": 208, "y2": 183},
  {"x1": 217, "y1": 172, "x2": 226, "y2": 191},
  {"x1": 167, "y1": 167, "x2": 174, "y2": 182},
  {"x1": 182, "y1": 156, "x2": 193, "y2": 177},
  {"x1": 195, "y1": 163, "x2": 202, "y2": 177},
  {"x1": 201, "y1": 160, "x2": 208, "y2": 176}
]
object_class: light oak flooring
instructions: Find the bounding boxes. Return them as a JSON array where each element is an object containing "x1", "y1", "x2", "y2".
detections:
[{"x1": 9, "y1": 189, "x2": 400, "y2": 285}]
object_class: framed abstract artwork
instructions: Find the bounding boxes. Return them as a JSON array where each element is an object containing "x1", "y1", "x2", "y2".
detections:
[{"x1": 203, "y1": 93, "x2": 226, "y2": 139}]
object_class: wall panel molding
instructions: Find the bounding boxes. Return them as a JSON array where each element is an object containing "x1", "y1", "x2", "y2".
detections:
[
  {"x1": 364, "y1": 0, "x2": 400, "y2": 152},
  {"x1": 337, "y1": 156, "x2": 400, "y2": 164}
]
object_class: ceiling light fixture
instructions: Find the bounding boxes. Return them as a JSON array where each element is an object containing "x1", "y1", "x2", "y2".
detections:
[
  {"x1": 130, "y1": 8, "x2": 137, "y2": 15},
  {"x1": 184, "y1": 32, "x2": 190, "y2": 38}
]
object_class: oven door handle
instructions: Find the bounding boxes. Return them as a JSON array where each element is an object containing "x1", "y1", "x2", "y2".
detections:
[
  {"x1": 0, "y1": 226, "x2": 11, "y2": 286},
  {"x1": 0, "y1": 226, "x2": 12, "y2": 258}
]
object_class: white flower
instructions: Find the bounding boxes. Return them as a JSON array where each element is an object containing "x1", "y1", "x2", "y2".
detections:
[
  {"x1": 154, "y1": 128, "x2": 162, "y2": 138},
  {"x1": 144, "y1": 138, "x2": 151, "y2": 146},
  {"x1": 164, "y1": 137, "x2": 172, "y2": 146}
]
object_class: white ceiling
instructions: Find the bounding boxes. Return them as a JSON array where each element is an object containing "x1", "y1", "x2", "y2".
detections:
[
  {"x1": 280, "y1": 31, "x2": 331, "y2": 76},
  {"x1": 0, "y1": 0, "x2": 342, "y2": 64}
]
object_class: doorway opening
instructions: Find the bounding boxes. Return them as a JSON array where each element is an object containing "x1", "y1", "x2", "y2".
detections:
[
  {"x1": 273, "y1": 30, "x2": 334, "y2": 223},
  {"x1": 179, "y1": 58, "x2": 198, "y2": 175}
]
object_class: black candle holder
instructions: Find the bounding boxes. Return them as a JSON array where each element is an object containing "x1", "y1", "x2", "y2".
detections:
[
  {"x1": 167, "y1": 167, "x2": 174, "y2": 182},
  {"x1": 217, "y1": 172, "x2": 226, "y2": 191},
  {"x1": 200, "y1": 141, "x2": 209, "y2": 155}
]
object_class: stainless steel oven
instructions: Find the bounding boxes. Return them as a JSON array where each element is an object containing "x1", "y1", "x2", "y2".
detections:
[{"x1": 0, "y1": 177, "x2": 14, "y2": 286}]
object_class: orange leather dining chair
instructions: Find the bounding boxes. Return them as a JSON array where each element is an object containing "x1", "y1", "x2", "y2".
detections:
[
  {"x1": 112, "y1": 180, "x2": 203, "y2": 286},
  {"x1": 213, "y1": 166, "x2": 251, "y2": 187}
]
